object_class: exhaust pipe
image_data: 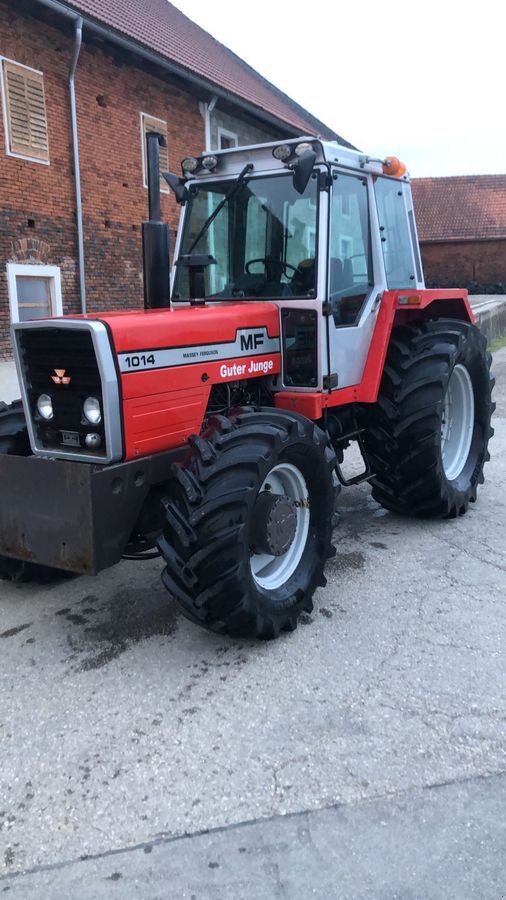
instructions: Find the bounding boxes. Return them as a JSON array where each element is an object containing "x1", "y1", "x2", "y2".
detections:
[{"x1": 142, "y1": 131, "x2": 170, "y2": 309}]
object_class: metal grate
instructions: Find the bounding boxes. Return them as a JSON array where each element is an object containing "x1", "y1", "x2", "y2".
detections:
[{"x1": 17, "y1": 327, "x2": 106, "y2": 456}]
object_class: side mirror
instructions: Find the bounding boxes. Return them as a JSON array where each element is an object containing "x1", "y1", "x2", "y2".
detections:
[
  {"x1": 162, "y1": 171, "x2": 188, "y2": 205},
  {"x1": 291, "y1": 149, "x2": 317, "y2": 195}
]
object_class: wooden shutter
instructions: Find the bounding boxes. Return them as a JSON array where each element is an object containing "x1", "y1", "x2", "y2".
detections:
[
  {"x1": 2, "y1": 60, "x2": 49, "y2": 161},
  {"x1": 142, "y1": 114, "x2": 169, "y2": 191}
]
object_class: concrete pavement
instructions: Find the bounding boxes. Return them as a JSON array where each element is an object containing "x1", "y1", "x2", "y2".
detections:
[
  {"x1": 2, "y1": 774, "x2": 505, "y2": 899},
  {"x1": 0, "y1": 348, "x2": 504, "y2": 895},
  {"x1": 469, "y1": 294, "x2": 506, "y2": 342}
]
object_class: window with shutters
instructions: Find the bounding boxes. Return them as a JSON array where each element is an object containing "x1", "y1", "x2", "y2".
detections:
[
  {"x1": 140, "y1": 112, "x2": 169, "y2": 193},
  {"x1": 0, "y1": 58, "x2": 49, "y2": 163}
]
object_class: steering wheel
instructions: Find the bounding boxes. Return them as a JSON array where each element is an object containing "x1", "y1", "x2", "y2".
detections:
[{"x1": 245, "y1": 258, "x2": 299, "y2": 278}]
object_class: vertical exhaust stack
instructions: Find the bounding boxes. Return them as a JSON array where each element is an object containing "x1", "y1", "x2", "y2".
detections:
[{"x1": 142, "y1": 131, "x2": 170, "y2": 309}]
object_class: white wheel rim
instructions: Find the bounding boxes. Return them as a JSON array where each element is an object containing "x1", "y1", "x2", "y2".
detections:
[
  {"x1": 250, "y1": 462, "x2": 310, "y2": 590},
  {"x1": 441, "y1": 364, "x2": 475, "y2": 481}
]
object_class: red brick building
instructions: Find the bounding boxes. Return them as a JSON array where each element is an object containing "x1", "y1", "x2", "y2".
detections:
[
  {"x1": 412, "y1": 175, "x2": 506, "y2": 291},
  {"x1": 0, "y1": 0, "x2": 350, "y2": 358}
]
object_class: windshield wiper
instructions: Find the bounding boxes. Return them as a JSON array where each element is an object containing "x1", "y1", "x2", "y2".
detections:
[{"x1": 187, "y1": 162, "x2": 254, "y2": 254}]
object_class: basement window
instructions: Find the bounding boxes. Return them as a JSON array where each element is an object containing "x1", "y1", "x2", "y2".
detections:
[
  {"x1": 0, "y1": 58, "x2": 49, "y2": 164},
  {"x1": 140, "y1": 112, "x2": 169, "y2": 193},
  {"x1": 6, "y1": 264, "x2": 62, "y2": 323}
]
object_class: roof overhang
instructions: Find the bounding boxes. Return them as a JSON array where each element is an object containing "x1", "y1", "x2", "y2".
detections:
[{"x1": 33, "y1": 0, "x2": 341, "y2": 141}]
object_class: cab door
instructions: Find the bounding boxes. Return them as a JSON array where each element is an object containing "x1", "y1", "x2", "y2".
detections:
[
  {"x1": 325, "y1": 170, "x2": 424, "y2": 391},
  {"x1": 325, "y1": 171, "x2": 380, "y2": 389}
]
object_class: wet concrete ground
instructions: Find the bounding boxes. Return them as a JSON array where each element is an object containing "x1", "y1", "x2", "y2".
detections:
[{"x1": 0, "y1": 348, "x2": 505, "y2": 895}]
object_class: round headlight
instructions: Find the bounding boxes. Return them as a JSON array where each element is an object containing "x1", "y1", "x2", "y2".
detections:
[
  {"x1": 182, "y1": 156, "x2": 199, "y2": 174},
  {"x1": 37, "y1": 394, "x2": 53, "y2": 420},
  {"x1": 294, "y1": 141, "x2": 314, "y2": 157},
  {"x1": 201, "y1": 154, "x2": 218, "y2": 170},
  {"x1": 83, "y1": 397, "x2": 101, "y2": 425},
  {"x1": 272, "y1": 144, "x2": 292, "y2": 161}
]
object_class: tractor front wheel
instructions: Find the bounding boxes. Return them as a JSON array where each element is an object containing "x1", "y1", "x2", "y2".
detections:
[
  {"x1": 363, "y1": 319, "x2": 495, "y2": 518},
  {"x1": 158, "y1": 408, "x2": 336, "y2": 638}
]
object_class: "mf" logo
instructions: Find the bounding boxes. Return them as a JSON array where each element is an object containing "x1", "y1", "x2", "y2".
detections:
[
  {"x1": 51, "y1": 368, "x2": 71, "y2": 385},
  {"x1": 240, "y1": 332, "x2": 264, "y2": 351}
]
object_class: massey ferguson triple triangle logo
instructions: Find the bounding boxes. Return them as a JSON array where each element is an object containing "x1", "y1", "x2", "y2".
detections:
[{"x1": 51, "y1": 368, "x2": 71, "y2": 385}]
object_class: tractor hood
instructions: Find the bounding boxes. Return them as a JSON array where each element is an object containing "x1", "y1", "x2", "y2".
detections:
[
  {"x1": 92, "y1": 302, "x2": 282, "y2": 459},
  {"x1": 90, "y1": 302, "x2": 281, "y2": 362}
]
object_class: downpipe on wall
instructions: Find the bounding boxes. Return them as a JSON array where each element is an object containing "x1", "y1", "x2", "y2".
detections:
[{"x1": 69, "y1": 16, "x2": 86, "y2": 313}]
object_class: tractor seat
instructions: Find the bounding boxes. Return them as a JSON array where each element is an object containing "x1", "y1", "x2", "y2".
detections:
[{"x1": 291, "y1": 258, "x2": 315, "y2": 295}]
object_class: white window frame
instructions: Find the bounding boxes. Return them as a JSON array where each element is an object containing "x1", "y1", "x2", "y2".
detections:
[
  {"x1": 0, "y1": 56, "x2": 50, "y2": 166},
  {"x1": 217, "y1": 126, "x2": 238, "y2": 150},
  {"x1": 6, "y1": 263, "x2": 63, "y2": 323},
  {"x1": 140, "y1": 111, "x2": 169, "y2": 194},
  {"x1": 339, "y1": 235, "x2": 353, "y2": 259}
]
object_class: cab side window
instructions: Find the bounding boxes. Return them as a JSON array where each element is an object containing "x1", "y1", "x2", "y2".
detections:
[
  {"x1": 374, "y1": 177, "x2": 415, "y2": 288},
  {"x1": 329, "y1": 174, "x2": 372, "y2": 326}
]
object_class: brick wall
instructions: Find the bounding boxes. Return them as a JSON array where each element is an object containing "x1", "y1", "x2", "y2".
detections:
[
  {"x1": 0, "y1": 1, "x2": 204, "y2": 358},
  {"x1": 421, "y1": 239, "x2": 506, "y2": 291}
]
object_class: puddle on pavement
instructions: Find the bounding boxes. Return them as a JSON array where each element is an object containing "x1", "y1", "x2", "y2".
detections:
[
  {"x1": 327, "y1": 551, "x2": 366, "y2": 572},
  {"x1": 0, "y1": 623, "x2": 31, "y2": 639},
  {"x1": 55, "y1": 583, "x2": 180, "y2": 672}
]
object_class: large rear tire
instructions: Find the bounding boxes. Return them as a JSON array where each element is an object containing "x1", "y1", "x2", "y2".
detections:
[
  {"x1": 158, "y1": 408, "x2": 336, "y2": 639},
  {"x1": 363, "y1": 319, "x2": 494, "y2": 518},
  {"x1": 0, "y1": 400, "x2": 62, "y2": 583}
]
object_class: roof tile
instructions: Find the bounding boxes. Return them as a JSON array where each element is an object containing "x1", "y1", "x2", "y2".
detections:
[
  {"x1": 412, "y1": 174, "x2": 506, "y2": 242},
  {"x1": 64, "y1": 0, "x2": 350, "y2": 142}
]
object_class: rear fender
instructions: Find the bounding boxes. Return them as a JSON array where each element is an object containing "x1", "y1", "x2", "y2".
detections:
[
  {"x1": 359, "y1": 290, "x2": 473, "y2": 404},
  {"x1": 276, "y1": 289, "x2": 474, "y2": 416}
]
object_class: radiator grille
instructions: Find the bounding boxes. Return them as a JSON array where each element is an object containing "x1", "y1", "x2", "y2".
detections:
[{"x1": 16, "y1": 326, "x2": 106, "y2": 457}]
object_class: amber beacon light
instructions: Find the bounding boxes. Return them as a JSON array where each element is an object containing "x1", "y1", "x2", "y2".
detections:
[{"x1": 382, "y1": 156, "x2": 407, "y2": 178}]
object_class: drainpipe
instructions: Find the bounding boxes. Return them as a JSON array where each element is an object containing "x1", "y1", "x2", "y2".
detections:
[
  {"x1": 69, "y1": 17, "x2": 86, "y2": 313},
  {"x1": 204, "y1": 95, "x2": 218, "y2": 151}
]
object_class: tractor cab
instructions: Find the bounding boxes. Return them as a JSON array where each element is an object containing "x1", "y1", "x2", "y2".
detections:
[{"x1": 170, "y1": 138, "x2": 424, "y2": 390}]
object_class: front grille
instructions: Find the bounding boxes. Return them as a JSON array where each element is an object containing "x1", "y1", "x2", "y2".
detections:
[{"x1": 16, "y1": 326, "x2": 106, "y2": 457}]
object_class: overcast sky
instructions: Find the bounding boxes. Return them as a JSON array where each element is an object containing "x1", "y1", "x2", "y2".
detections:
[{"x1": 171, "y1": 0, "x2": 504, "y2": 178}]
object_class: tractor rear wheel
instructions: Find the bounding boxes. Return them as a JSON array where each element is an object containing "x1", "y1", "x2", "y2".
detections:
[
  {"x1": 363, "y1": 319, "x2": 494, "y2": 518},
  {"x1": 158, "y1": 408, "x2": 336, "y2": 638},
  {"x1": 0, "y1": 400, "x2": 62, "y2": 583}
]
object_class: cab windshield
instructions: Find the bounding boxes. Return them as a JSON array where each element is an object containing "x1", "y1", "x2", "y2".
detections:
[{"x1": 172, "y1": 173, "x2": 318, "y2": 301}]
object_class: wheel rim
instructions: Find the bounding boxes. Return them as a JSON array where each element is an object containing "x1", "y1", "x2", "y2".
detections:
[
  {"x1": 441, "y1": 364, "x2": 475, "y2": 481},
  {"x1": 250, "y1": 462, "x2": 310, "y2": 590}
]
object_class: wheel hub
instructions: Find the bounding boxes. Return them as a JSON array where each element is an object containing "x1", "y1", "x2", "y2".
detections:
[
  {"x1": 441, "y1": 363, "x2": 475, "y2": 481},
  {"x1": 252, "y1": 491, "x2": 297, "y2": 557}
]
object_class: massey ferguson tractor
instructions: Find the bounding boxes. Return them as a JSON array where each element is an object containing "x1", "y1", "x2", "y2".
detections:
[{"x1": 0, "y1": 135, "x2": 494, "y2": 639}]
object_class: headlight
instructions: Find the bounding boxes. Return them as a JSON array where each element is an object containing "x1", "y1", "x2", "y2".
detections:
[
  {"x1": 201, "y1": 154, "x2": 218, "y2": 170},
  {"x1": 37, "y1": 394, "x2": 53, "y2": 420},
  {"x1": 272, "y1": 144, "x2": 292, "y2": 161},
  {"x1": 182, "y1": 156, "x2": 198, "y2": 174},
  {"x1": 83, "y1": 396, "x2": 101, "y2": 425},
  {"x1": 294, "y1": 141, "x2": 314, "y2": 157}
]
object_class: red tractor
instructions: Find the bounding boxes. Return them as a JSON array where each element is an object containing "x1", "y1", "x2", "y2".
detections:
[{"x1": 0, "y1": 135, "x2": 494, "y2": 639}]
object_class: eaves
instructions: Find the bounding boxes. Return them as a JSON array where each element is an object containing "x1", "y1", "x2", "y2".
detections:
[{"x1": 34, "y1": 0, "x2": 335, "y2": 140}]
